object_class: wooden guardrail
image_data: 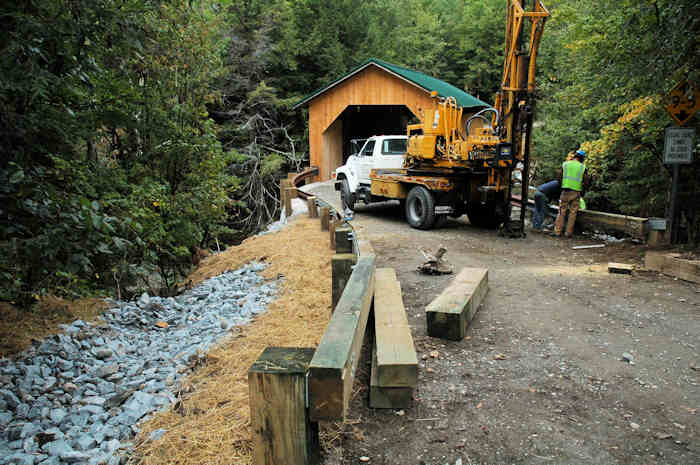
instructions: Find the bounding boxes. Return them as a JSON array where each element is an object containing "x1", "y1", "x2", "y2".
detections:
[
  {"x1": 308, "y1": 253, "x2": 375, "y2": 420},
  {"x1": 512, "y1": 191, "x2": 649, "y2": 241},
  {"x1": 250, "y1": 186, "x2": 377, "y2": 463}
]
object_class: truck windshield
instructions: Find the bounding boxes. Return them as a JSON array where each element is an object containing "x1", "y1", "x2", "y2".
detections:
[{"x1": 381, "y1": 139, "x2": 407, "y2": 155}]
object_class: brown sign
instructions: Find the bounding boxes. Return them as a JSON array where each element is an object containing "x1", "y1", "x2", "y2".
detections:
[{"x1": 665, "y1": 80, "x2": 700, "y2": 126}]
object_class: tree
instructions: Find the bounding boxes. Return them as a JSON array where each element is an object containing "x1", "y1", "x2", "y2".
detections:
[{"x1": 0, "y1": 0, "x2": 234, "y2": 304}]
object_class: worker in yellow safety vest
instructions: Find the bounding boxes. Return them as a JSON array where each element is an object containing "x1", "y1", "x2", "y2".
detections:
[{"x1": 553, "y1": 149, "x2": 589, "y2": 237}]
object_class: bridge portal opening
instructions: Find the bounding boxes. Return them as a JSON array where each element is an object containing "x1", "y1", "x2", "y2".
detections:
[{"x1": 321, "y1": 105, "x2": 417, "y2": 180}]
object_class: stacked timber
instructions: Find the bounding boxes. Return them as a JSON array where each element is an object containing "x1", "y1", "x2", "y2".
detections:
[
  {"x1": 645, "y1": 251, "x2": 700, "y2": 284},
  {"x1": 371, "y1": 268, "x2": 418, "y2": 408},
  {"x1": 426, "y1": 268, "x2": 488, "y2": 341}
]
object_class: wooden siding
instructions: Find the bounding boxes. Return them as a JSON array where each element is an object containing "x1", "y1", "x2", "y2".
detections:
[
  {"x1": 321, "y1": 118, "x2": 343, "y2": 182},
  {"x1": 309, "y1": 65, "x2": 436, "y2": 181}
]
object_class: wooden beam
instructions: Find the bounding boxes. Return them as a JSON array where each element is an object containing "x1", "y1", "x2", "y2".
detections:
[
  {"x1": 370, "y1": 342, "x2": 412, "y2": 409},
  {"x1": 426, "y1": 268, "x2": 488, "y2": 341},
  {"x1": 512, "y1": 192, "x2": 649, "y2": 240},
  {"x1": 249, "y1": 347, "x2": 319, "y2": 465},
  {"x1": 331, "y1": 253, "x2": 357, "y2": 312},
  {"x1": 575, "y1": 210, "x2": 648, "y2": 240},
  {"x1": 645, "y1": 252, "x2": 700, "y2": 284},
  {"x1": 374, "y1": 268, "x2": 417, "y2": 387},
  {"x1": 357, "y1": 239, "x2": 375, "y2": 257},
  {"x1": 308, "y1": 255, "x2": 376, "y2": 421},
  {"x1": 608, "y1": 262, "x2": 634, "y2": 274}
]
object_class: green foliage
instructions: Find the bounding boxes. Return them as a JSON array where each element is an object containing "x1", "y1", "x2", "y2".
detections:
[
  {"x1": 533, "y1": 0, "x2": 699, "y2": 241},
  {"x1": 0, "y1": 0, "x2": 235, "y2": 304},
  {"x1": 3, "y1": 0, "x2": 699, "y2": 305}
]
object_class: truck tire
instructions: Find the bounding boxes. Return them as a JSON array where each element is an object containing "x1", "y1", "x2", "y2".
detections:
[
  {"x1": 466, "y1": 202, "x2": 507, "y2": 229},
  {"x1": 340, "y1": 179, "x2": 355, "y2": 211},
  {"x1": 405, "y1": 185, "x2": 436, "y2": 230}
]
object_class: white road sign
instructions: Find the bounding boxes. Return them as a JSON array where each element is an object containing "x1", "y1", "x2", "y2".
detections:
[{"x1": 664, "y1": 127, "x2": 695, "y2": 164}]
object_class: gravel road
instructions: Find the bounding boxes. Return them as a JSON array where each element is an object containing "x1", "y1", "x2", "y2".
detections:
[{"x1": 304, "y1": 182, "x2": 699, "y2": 465}]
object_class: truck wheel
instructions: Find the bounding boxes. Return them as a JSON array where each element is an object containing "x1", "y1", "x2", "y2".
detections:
[
  {"x1": 466, "y1": 202, "x2": 507, "y2": 229},
  {"x1": 340, "y1": 179, "x2": 355, "y2": 211},
  {"x1": 405, "y1": 186, "x2": 436, "y2": 230}
]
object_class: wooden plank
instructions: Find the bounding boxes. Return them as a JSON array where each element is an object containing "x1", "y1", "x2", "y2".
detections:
[
  {"x1": 575, "y1": 210, "x2": 648, "y2": 240},
  {"x1": 513, "y1": 192, "x2": 649, "y2": 240},
  {"x1": 644, "y1": 252, "x2": 700, "y2": 284},
  {"x1": 370, "y1": 342, "x2": 412, "y2": 409},
  {"x1": 375, "y1": 267, "x2": 397, "y2": 283},
  {"x1": 665, "y1": 254, "x2": 700, "y2": 284},
  {"x1": 426, "y1": 268, "x2": 488, "y2": 341},
  {"x1": 357, "y1": 239, "x2": 375, "y2": 257},
  {"x1": 374, "y1": 269, "x2": 418, "y2": 387},
  {"x1": 308, "y1": 255, "x2": 376, "y2": 421},
  {"x1": 249, "y1": 347, "x2": 319, "y2": 465},
  {"x1": 608, "y1": 262, "x2": 634, "y2": 274},
  {"x1": 331, "y1": 253, "x2": 357, "y2": 312},
  {"x1": 644, "y1": 251, "x2": 667, "y2": 272}
]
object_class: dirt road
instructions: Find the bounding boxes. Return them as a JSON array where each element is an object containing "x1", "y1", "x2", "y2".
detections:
[{"x1": 303, "y1": 182, "x2": 699, "y2": 465}]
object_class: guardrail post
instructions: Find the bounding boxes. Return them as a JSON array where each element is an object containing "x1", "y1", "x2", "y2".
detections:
[
  {"x1": 331, "y1": 253, "x2": 357, "y2": 312},
  {"x1": 280, "y1": 180, "x2": 294, "y2": 217},
  {"x1": 329, "y1": 219, "x2": 342, "y2": 249},
  {"x1": 307, "y1": 196, "x2": 318, "y2": 218},
  {"x1": 249, "y1": 347, "x2": 319, "y2": 465},
  {"x1": 334, "y1": 226, "x2": 353, "y2": 253},
  {"x1": 319, "y1": 207, "x2": 330, "y2": 231}
]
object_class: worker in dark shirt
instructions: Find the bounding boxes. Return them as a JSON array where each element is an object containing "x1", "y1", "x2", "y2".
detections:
[{"x1": 532, "y1": 180, "x2": 561, "y2": 231}]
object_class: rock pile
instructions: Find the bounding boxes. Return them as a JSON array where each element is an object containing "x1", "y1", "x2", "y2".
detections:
[{"x1": 0, "y1": 262, "x2": 277, "y2": 465}]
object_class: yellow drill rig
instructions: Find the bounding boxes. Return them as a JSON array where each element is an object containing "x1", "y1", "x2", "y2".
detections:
[{"x1": 370, "y1": 0, "x2": 549, "y2": 232}]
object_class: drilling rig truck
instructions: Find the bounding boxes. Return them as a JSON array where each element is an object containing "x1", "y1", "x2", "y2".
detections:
[{"x1": 335, "y1": 0, "x2": 549, "y2": 234}]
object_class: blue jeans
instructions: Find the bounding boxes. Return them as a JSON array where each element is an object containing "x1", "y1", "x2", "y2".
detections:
[{"x1": 533, "y1": 190, "x2": 547, "y2": 229}]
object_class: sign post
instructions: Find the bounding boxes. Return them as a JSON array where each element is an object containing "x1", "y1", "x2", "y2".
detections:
[{"x1": 663, "y1": 127, "x2": 695, "y2": 243}]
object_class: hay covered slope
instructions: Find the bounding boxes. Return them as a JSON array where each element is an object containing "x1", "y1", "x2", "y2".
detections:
[{"x1": 134, "y1": 217, "x2": 332, "y2": 465}]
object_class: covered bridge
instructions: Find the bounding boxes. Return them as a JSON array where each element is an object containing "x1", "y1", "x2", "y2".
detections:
[{"x1": 293, "y1": 58, "x2": 488, "y2": 181}]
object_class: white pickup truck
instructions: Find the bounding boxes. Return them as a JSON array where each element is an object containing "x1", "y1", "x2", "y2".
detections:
[{"x1": 333, "y1": 135, "x2": 407, "y2": 211}]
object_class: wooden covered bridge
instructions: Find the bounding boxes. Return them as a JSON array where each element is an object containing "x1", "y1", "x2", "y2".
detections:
[{"x1": 293, "y1": 58, "x2": 488, "y2": 181}]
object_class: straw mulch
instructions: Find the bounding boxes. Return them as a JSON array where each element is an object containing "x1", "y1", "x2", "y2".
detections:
[
  {"x1": 0, "y1": 297, "x2": 108, "y2": 358},
  {"x1": 132, "y1": 216, "x2": 334, "y2": 465}
]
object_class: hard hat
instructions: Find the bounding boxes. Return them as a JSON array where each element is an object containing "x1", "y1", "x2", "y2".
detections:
[{"x1": 575, "y1": 149, "x2": 586, "y2": 158}]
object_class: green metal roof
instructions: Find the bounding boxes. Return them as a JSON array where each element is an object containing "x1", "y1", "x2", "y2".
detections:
[{"x1": 292, "y1": 58, "x2": 490, "y2": 110}]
